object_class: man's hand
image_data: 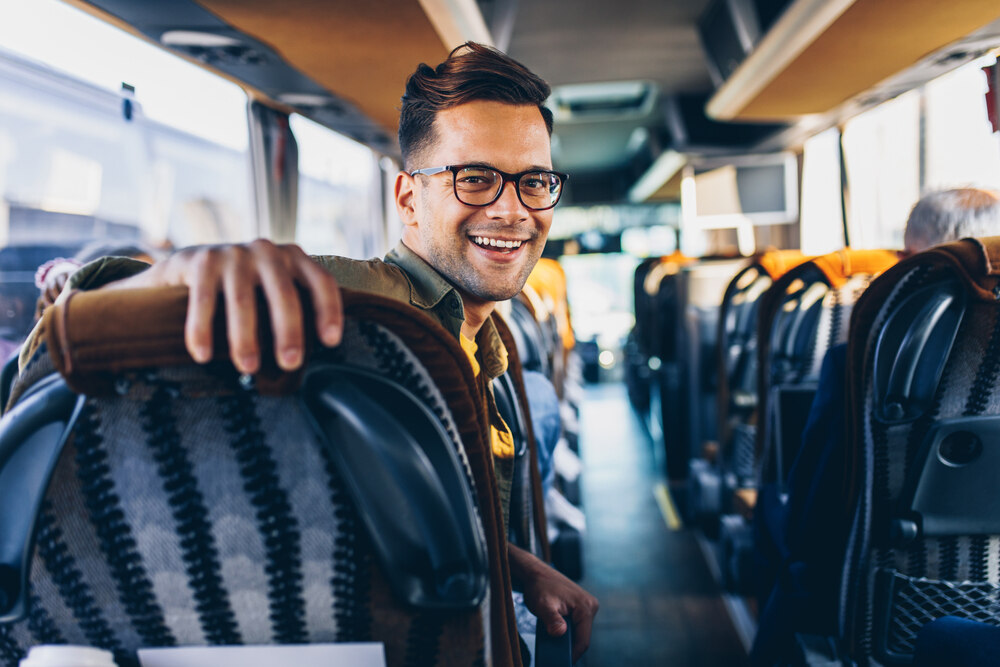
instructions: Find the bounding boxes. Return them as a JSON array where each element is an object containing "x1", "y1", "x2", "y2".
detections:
[
  {"x1": 508, "y1": 544, "x2": 598, "y2": 662},
  {"x1": 105, "y1": 240, "x2": 342, "y2": 374}
]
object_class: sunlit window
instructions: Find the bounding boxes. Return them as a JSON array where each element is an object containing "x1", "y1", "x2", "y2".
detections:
[
  {"x1": 291, "y1": 114, "x2": 386, "y2": 259},
  {"x1": 923, "y1": 58, "x2": 1000, "y2": 191},
  {"x1": 800, "y1": 128, "x2": 845, "y2": 254},
  {"x1": 0, "y1": 0, "x2": 253, "y2": 249},
  {"x1": 842, "y1": 90, "x2": 921, "y2": 250}
]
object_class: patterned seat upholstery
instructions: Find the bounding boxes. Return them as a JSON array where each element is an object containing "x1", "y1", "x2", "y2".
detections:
[
  {"x1": 0, "y1": 287, "x2": 522, "y2": 667},
  {"x1": 711, "y1": 249, "x2": 896, "y2": 597},
  {"x1": 756, "y1": 248, "x2": 897, "y2": 489},
  {"x1": 716, "y1": 250, "x2": 810, "y2": 488},
  {"x1": 689, "y1": 252, "x2": 807, "y2": 543},
  {"x1": 841, "y1": 237, "x2": 1000, "y2": 663}
]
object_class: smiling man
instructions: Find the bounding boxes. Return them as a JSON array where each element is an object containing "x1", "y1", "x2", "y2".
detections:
[{"x1": 40, "y1": 42, "x2": 597, "y2": 664}]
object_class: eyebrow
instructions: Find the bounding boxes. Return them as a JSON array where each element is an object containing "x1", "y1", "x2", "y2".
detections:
[{"x1": 459, "y1": 162, "x2": 554, "y2": 172}]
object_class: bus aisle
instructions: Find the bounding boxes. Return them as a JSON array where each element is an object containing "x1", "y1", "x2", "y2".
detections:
[{"x1": 578, "y1": 381, "x2": 748, "y2": 666}]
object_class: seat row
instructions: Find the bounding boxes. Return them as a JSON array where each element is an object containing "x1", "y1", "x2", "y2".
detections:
[{"x1": 678, "y1": 238, "x2": 1000, "y2": 665}]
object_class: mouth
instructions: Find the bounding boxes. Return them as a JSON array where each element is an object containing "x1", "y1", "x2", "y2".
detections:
[{"x1": 469, "y1": 235, "x2": 526, "y2": 254}]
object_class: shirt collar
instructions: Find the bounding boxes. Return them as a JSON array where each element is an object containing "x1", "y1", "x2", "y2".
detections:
[
  {"x1": 384, "y1": 241, "x2": 455, "y2": 311},
  {"x1": 385, "y1": 241, "x2": 508, "y2": 380}
]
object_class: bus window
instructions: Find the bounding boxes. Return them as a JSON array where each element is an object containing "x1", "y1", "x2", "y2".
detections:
[
  {"x1": 923, "y1": 56, "x2": 1000, "y2": 191},
  {"x1": 0, "y1": 0, "x2": 254, "y2": 351},
  {"x1": 291, "y1": 114, "x2": 387, "y2": 259},
  {"x1": 842, "y1": 90, "x2": 921, "y2": 251},
  {"x1": 800, "y1": 128, "x2": 845, "y2": 255},
  {"x1": 0, "y1": 0, "x2": 253, "y2": 249}
]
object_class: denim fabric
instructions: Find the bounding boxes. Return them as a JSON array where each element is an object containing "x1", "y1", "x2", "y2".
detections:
[{"x1": 522, "y1": 371, "x2": 561, "y2": 495}]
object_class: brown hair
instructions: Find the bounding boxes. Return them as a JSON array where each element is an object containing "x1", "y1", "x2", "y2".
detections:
[{"x1": 399, "y1": 42, "x2": 553, "y2": 169}]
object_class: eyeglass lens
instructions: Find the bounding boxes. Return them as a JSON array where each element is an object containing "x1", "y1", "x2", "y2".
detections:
[{"x1": 454, "y1": 167, "x2": 563, "y2": 209}]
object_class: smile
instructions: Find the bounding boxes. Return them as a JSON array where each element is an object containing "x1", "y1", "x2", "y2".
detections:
[{"x1": 470, "y1": 236, "x2": 524, "y2": 252}]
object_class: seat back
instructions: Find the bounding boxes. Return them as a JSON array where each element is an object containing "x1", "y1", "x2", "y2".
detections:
[
  {"x1": 491, "y1": 314, "x2": 550, "y2": 565},
  {"x1": 843, "y1": 237, "x2": 1000, "y2": 663},
  {"x1": 715, "y1": 251, "x2": 810, "y2": 486},
  {"x1": 0, "y1": 287, "x2": 518, "y2": 667},
  {"x1": 756, "y1": 249, "x2": 897, "y2": 486}
]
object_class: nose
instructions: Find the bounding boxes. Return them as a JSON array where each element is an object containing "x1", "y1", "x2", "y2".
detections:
[{"x1": 485, "y1": 179, "x2": 529, "y2": 222}]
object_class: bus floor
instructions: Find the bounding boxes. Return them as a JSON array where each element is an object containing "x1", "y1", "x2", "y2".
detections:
[{"x1": 576, "y1": 382, "x2": 748, "y2": 666}]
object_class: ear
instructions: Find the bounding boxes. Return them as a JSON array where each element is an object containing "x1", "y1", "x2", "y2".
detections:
[{"x1": 395, "y1": 171, "x2": 419, "y2": 228}]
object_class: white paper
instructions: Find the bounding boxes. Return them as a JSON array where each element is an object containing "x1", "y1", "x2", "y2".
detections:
[{"x1": 138, "y1": 643, "x2": 386, "y2": 667}]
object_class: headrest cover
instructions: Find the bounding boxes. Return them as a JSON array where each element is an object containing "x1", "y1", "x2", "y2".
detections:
[
  {"x1": 810, "y1": 248, "x2": 898, "y2": 287},
  {"x1": 894, "y1": 236, "x2": 1000, "y2": 302},
  {"x1": 41, "y1": 285, "x2": 336, "y2": 396},
  {"x1": 756, "y1": 249, "x2": 810, "y2": 279}
]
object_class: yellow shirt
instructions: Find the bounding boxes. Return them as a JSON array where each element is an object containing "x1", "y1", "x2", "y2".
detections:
[{"x1": 460, "y1": 333, "x2": 515, "y2": 459}]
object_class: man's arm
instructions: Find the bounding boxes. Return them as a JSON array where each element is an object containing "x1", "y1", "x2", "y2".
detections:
[
  {"x1": 508, "y1": 543, "x2": 599, "y2": 662},
  {"x1": 103, "y1": 239, "x2": 343, "y2": 373}
]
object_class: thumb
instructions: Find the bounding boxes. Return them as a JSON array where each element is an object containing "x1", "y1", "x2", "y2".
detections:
[{"x1": 539, "y1": 608, "x2": 568, "y2": 637}]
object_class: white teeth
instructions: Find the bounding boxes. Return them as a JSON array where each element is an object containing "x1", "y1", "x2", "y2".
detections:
[{"x1": 471, "y1": 236, "x2": 523, "y2": 249}]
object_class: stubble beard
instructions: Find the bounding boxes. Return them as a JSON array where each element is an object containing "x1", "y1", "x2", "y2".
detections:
[{"x1": 427, "y1": 238, "x2": 541, "y2": 303}]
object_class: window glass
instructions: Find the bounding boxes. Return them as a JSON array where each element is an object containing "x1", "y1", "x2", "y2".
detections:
[
  {"x1": 0, "y1": 0, "x2": 252, "y2": 351},
  {"x1": 800, "y1": 128, "x2": 845, "y2": 255},
  {"x1": 842, "y1": 90, "x2": 921, "y2": 250},
  {"x1": 0, "y1": 0, "x2": 253, "y2": 249},
  {"x1": 292, "y1": 114, "x2": 385, "y2": 259},
  {"x1": 923, "y1": 57, "x2": 1000, "y2": 191}
]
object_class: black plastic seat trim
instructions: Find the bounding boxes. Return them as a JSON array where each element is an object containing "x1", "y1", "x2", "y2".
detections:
[
  {"x1": 301, "y1": 364, "x2": 488, "y2": 609},
  {"x1": 0, "y1": 375, "x2": 83, "y2": 622}
]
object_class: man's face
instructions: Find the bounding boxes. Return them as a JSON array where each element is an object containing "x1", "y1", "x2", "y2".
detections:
[{"x1": 398, "y1": 100, "x2": 554, "y2": 307}]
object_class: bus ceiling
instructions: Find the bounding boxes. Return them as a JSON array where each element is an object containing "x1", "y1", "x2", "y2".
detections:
[{"x1": 59, "y1": 0, "x2": 1000, "y2": 207}]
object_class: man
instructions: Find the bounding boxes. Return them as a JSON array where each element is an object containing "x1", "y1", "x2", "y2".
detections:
[{"x1": 43, "y1": 42, "x2": 598, "y2": 662}]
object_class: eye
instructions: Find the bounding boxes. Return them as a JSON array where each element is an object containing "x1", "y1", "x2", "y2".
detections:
[
  {"x1": 456, "y1": 168, "x2": 496, "y2": 186},
  {"x1": 521, "y1": 173, "x2": 554, "y2": 191}
]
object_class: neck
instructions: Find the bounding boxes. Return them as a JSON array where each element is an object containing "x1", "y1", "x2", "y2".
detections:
[{"x1": 461, "y1": 295, "x2": 495, "y2": 340}]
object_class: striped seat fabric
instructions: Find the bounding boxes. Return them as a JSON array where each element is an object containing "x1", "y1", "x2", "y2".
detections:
[
  {"x1": 716, "y1": 250, "x2": 809, "y2": 489},
  {"x1": 0, "y1": 287, "x2": 518, "y2": 667},
  {"x1": 711, "y1": 249, "x2": 895, "y2": 598},
  {"x1": 755, "y1": 248, "x2": 897, "y2": 487},
  {"x1": 842, "y1": 237, "x2": 1000, "y2": 664}
]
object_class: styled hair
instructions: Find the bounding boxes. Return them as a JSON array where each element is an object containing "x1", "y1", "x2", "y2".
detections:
[
  {"x1": 398, "y1": 42, "x2": 553, "y2": 169},
  {"x1": 904, "y1": 188, "x2": 1000, "y2": 253}
]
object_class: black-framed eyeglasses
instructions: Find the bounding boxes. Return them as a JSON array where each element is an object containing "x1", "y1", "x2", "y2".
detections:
[{"x1": 409, "y1": 164, "x2": 569, "y2": 211}]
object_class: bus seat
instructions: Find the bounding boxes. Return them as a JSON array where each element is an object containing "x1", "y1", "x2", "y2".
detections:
[
  {"x1": 754, "y1": 237, "x2": 1000, "y2": 665},
  {"x1": 734, "y1": 249, "x2": 894, "y2": 599},
  {"x1": 913, "y1": 616, "x2": 1000, "y2": 667},
  {"x1": 841, "y1": 236, "x2": 1000, "y2": 664},
  {"x1": 491, "y1": 314, "x2": 550, "y2": 564},
  {"x1": 756, "y1": 248, "x2": 897, "y2": 489},
  {"x1": 694, "y1": 251, "x2": 811, "y2": 534},
  {"x1": 0, "y1": 286, "x2": 529, "y2": 667},
  {"x1": 494, "y1": 308, "x2": 584, "y2": 583}
]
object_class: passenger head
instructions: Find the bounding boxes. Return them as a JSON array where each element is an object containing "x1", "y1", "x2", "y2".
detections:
[
  {"x1": 398, "y1": 42, "x2": 553, "y2": 170},
  {"x1": 75, "y1": 239, "x2": 163, "y2": 265},
  {"x1": 395, "y1": 43, "x2": 559, "y2": 308},
  {"x1": 903, "y1": 188, "x2": 1000, "y2": 256}
]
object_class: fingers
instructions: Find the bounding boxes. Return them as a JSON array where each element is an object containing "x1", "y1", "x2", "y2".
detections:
[
  {"x1": 570, "y1": 595, "x2": 599, "y2": 662},
  {"x1": 111, "y1": 240, "x2": 340, "y2": 373},
  {"x1": 538, "y1": 605, "x2": 568, "y2": 637},
  {"x1": 255, "y1": 242, "x2": 305, "y2": 371},
  {"x1": 221, "y1": 249, "x2": 261, "y2": 374},
  {"x1": 183, "y1": 250, "x2": 221, "y2": 365},
  {"x1": 289, "y1": 246, "x2": 343, "y2": 347}
]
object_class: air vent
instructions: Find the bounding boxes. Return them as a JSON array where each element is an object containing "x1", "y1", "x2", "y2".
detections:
[
  {"x1": 160, "y1": 30, "x2": 271, "y2": 67},
  {"x1": 550, "y1": 81, "x2": 656, "y2": 119}
]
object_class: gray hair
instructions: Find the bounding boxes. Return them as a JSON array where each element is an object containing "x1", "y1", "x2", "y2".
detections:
[{"x1": 904, "y1": 188, "x2": 1000, "y2": 254}]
